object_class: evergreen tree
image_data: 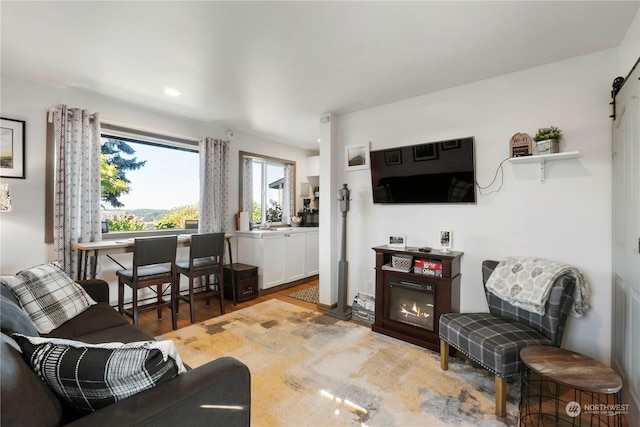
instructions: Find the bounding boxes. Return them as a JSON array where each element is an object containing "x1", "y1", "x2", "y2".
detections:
[{"x1": 101, "y1": 139, "x2": 146, "y2": 208}]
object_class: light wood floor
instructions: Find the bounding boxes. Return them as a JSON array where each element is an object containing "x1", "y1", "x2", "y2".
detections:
[{"x1": 136, "y1": 279, "x2": 321, "y2": 337}]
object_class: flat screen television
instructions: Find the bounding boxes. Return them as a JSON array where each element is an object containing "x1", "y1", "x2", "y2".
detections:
[{"x1": 370, "y1": 137, "x2": 476, "y2": 204}]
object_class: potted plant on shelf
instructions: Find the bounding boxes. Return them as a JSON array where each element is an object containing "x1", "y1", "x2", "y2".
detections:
[{"x1": 533, "y1": 126, "x2": 562, "y2": 155}]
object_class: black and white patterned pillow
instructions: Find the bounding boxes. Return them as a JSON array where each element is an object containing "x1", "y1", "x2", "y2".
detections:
[
  {"x1": 12, "y1": 334, "x2": 187, "y2": 414},
  {"x1": 2, "y1": 263, "x2": 96, "y2": 334}
]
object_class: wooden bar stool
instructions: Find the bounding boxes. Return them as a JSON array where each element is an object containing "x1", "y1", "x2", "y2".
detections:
[
  {"x1": 117, "y1": 235, "x2": 178, "y2": 330},
  {"x1": 175, "y1": 232, "x2": 226, "y2": 323}
]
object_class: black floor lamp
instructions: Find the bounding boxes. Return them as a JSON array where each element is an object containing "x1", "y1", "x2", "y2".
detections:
[{"x1": 327, "y1": 184, "x2": 352, "y2": 320}]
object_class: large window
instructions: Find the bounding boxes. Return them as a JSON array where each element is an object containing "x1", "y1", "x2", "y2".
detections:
[
  {"x1": 100, "y1": 127, "x2": 199, "y2": 232},
  {"x1": 239, "y1": 152, "x2": 295, "y2": 226}
]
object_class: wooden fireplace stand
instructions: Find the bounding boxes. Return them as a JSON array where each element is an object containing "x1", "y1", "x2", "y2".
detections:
[{"x1": 372, "y1": 245, "x2": 463, "y2": 352}]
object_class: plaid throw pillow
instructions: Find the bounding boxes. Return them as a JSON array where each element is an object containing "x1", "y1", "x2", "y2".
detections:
[
  {"x1": 12, "y1": 334, "x2": 187, "y2": 414},
  {"x1": 2, "y1": 263, "x2": 96, "y2": 334}
]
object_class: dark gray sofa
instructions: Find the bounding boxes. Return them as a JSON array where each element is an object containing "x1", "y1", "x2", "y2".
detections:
[{"x1": 1, "y1": 279, "x2": 251, "y2": 427}]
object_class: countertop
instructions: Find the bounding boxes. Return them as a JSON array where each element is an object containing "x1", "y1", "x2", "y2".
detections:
[{"x1": 236, "y1": 227, "x2": 319, "y2": 237}]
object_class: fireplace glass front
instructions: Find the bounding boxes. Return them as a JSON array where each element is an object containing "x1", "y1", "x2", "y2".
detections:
[{"x1": 388, "y1": 277, "x2": 435, "y2": 331}]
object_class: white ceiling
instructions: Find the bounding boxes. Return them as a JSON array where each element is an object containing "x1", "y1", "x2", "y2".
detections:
[{"x1": 1, "y1": 1, "x2": 638, "y2": 149}]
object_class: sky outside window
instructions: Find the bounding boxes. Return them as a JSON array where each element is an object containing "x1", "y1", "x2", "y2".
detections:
[{"x1": 115, "y1": 141, "x2": 199, "y2": 210}]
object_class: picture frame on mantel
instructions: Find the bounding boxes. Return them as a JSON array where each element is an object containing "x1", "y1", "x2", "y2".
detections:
[
  {"x1": 345, "y1": 143, "x2": 370, "y2": 171},
  {"x1": 1, "y1": 117, "x2": 26, "y2": 179}
]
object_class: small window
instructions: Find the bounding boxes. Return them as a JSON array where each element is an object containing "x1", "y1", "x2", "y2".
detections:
[{"x1": 240, "y1": 151, "x2": 295, "y2": 226}]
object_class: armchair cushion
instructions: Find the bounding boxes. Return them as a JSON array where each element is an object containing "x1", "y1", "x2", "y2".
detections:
[
  {"x1": 13, "y1": 334, "x2": 187, "y2": 415},
  {"x1": 439, "y1": 312, "x2": 551, "y2": 377}
]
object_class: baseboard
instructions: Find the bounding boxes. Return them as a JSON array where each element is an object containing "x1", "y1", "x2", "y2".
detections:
[{"x1": 259, "y1": 275, "x2": 319, "y2": 296}]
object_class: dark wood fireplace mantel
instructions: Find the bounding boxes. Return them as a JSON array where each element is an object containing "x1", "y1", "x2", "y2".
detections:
[{"x1": 372, "y1": 246, "x2": 463, "y2": 352}]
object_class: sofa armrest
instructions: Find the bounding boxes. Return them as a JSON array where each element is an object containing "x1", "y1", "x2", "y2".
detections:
[
  {"x1": 76, "y1": 280, "x2": 109, "y2": 303},
  {"x1": 67, "y1": 357, "x2": 251, "y2": 427}
]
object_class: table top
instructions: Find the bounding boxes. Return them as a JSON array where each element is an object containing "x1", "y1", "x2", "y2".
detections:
[
  {"x1": 520, "y1": 345, "x2": 622, "y2": 394},
  {"x1": 74, "y1": 233, "x2": 234, "y2": 251}
]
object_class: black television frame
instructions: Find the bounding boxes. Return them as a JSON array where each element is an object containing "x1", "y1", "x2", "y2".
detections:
[{"x1": 370, "y1": 137, "x2": 476, "y2": 204}]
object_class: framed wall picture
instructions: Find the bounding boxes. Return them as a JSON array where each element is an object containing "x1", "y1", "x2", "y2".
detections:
[
  {"x1": 345, "y1": 143, "x2": 370, "y2": 171},
  {"x1": 389, "y1": 235, "x2": 406, "y2": 248},
  {"x1": 1, "y1": 117, "x2": 26, "y2": 179},
  {"x1": 440, "y1": 230, "x2": 452, "y2": 253}
]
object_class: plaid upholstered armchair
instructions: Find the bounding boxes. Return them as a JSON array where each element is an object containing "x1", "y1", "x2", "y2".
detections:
[{"x1": 439, "y1": 260, "x2": 576, "y2": 416}]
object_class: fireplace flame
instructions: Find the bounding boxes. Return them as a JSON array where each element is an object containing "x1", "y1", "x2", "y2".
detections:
[{"x1": 400, "y1": 303, "x2": 431, "y2": 319}]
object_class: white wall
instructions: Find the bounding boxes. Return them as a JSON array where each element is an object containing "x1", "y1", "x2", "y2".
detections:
[
  {"x1": 619, "y1": 9, "x2": 639, "y2": 75},
  {"x1": 334, "y1": 49, "x2": 618, "y2": 363},
  {"x1": 0, "y1": 74, "x2": 315, "y2": 279}
]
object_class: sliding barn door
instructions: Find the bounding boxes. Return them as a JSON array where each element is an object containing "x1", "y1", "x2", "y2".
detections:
[{"x1": 612, "y1": 60, "x2": 640, "y2": 427}]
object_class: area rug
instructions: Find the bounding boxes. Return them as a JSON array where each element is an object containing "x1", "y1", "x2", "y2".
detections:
[
  {"x1": 158, "y1": 299, "x2": 520, "y2": 426},
  {"x1": 287, "y1": 284, "x2": 319, "y2": 304}
]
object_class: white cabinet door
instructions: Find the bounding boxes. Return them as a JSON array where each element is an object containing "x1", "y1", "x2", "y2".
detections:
[
  {"x1": 285, "y1": 233, "x2": 306, "y2": 282},
  {"x1": 305, "y1": 231, "x2": 319, "y2": 275},
  {"x1": 262, "y1": 234, "x2": 286, "y2": 289}
]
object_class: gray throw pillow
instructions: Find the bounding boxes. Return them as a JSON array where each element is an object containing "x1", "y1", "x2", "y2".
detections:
[{"x1": 0, "y1": 294, "x2": 39, "y2": 337}]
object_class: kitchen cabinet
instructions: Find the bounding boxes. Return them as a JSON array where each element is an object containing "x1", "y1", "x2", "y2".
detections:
[
  {"x1": 305, "y1": 230, "x2": 319, "y2": 275},
  {"x1": 237, "y1": 228, "x2": 319, "y2": 290}
]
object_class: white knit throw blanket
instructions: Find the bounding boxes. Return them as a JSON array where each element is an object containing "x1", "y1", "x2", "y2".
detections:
[{"x1": 485, "y1": 256, "x2": 590, "y2": 318}]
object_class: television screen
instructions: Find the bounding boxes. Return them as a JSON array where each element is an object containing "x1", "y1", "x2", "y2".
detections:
[{"x1": 370, "y1": 137, "x2": 476, "y2": 204}]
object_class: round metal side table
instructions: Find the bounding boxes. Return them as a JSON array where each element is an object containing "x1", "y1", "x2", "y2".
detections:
[{"x1": 519, "y1": 345, "x2": 624, "y2": 426}]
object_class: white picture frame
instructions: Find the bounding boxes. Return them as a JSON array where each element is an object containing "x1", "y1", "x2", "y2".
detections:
[
  {"x1": 345, "y1": 143, "x2": 370, "y2": 171},
  {"x1": 389, "y1": 235, "x2": 406, "y2": 248},
  {"x1": 440, "y1": 230, "x2": 452, "y2": 253}
]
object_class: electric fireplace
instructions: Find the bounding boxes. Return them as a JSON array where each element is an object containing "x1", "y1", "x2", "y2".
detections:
[
  {"x1": 372, "y1": 246, "x2": 462, "y2": 352},
  {"x1": 388, "y1": 277, "x2": 434, "y2": 331}
]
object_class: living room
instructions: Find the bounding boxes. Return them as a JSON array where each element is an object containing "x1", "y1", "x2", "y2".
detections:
[{"x1": 1, "y1": 1, "x2": 639, "y2": 426}]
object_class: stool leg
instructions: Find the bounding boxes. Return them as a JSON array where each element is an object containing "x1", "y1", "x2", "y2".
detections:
[
  {"x1": 118, "y1": 279, "x2": 124, "y2": 315},
  {"x1": 157, "y1": 284, "x2": 163, "y2": 319},
  {"x1": 218, "y1": 270, "x2": 225, "y2": 315},
  {"x1": 171, "y1": 278, "x2": 177, "y2": 330},
  {"x1": 495, "y1": 376, "x2": 507, "y2": 417},
  {"x1": 132, "y1": 285, "x2": 139, "y2": 325},
  {"x1": 440, "y1": 340, "x2": 449, "y2": 370},
  {"x1": 189, "y1": 275, "x2": 196, "y2": 324},
  {"x1": 175, "y1": 273, "x2": 180, "y2": 314}
]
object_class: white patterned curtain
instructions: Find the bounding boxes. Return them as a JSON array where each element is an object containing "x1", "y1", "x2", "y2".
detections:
[
  {"x1": 53, "y1": 105, "x2": 102, "y2": 278},
  {"x1": 241, "y1": 156, "x2": 253, "y2": 215},
  {"x1": 282, "y1": 164, "x2": 294, "y2": 224},
  {"x1": 199, "y1": 138, "x2": 230, "y2": 233}
]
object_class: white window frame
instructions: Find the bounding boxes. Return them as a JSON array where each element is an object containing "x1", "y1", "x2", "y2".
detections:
[
  {"x1": 99, "y1": 124, "x2": 200, "y2": 239},
  {"x1": 239, "y1": 151, "x2": 295, "y2": 227}
]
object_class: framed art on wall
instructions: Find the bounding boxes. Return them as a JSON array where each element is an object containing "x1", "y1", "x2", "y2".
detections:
[
  {"x1": 1, "y1": 117, "x2": 26, "y2": 179},
  {"x1": 345, "y1": 143, "x2": 370, "y2": 171}
]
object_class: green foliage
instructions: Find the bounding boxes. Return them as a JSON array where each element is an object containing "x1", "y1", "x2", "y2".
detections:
[
  {"x1": 533, "y1": 126, "x2": 562, "y2": 142},
  {"x1": 266, "y1": 199, "x2": 282, "y2": 222},
  {"x1": 101, "y1": 139, "x2": 146, "y2": 208},
  {"x1": 106, "y1": 211, "x2": 146, "y2": 231},
  {"x1": 155, "y1": 205, "x2": 199, "y2": 229},
  {"x1": 252, "y1": 202, "x2": 261, "y2": 223},
  {"x1": 100, "y1": 155, "x2": 128, "y2": 199}
]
